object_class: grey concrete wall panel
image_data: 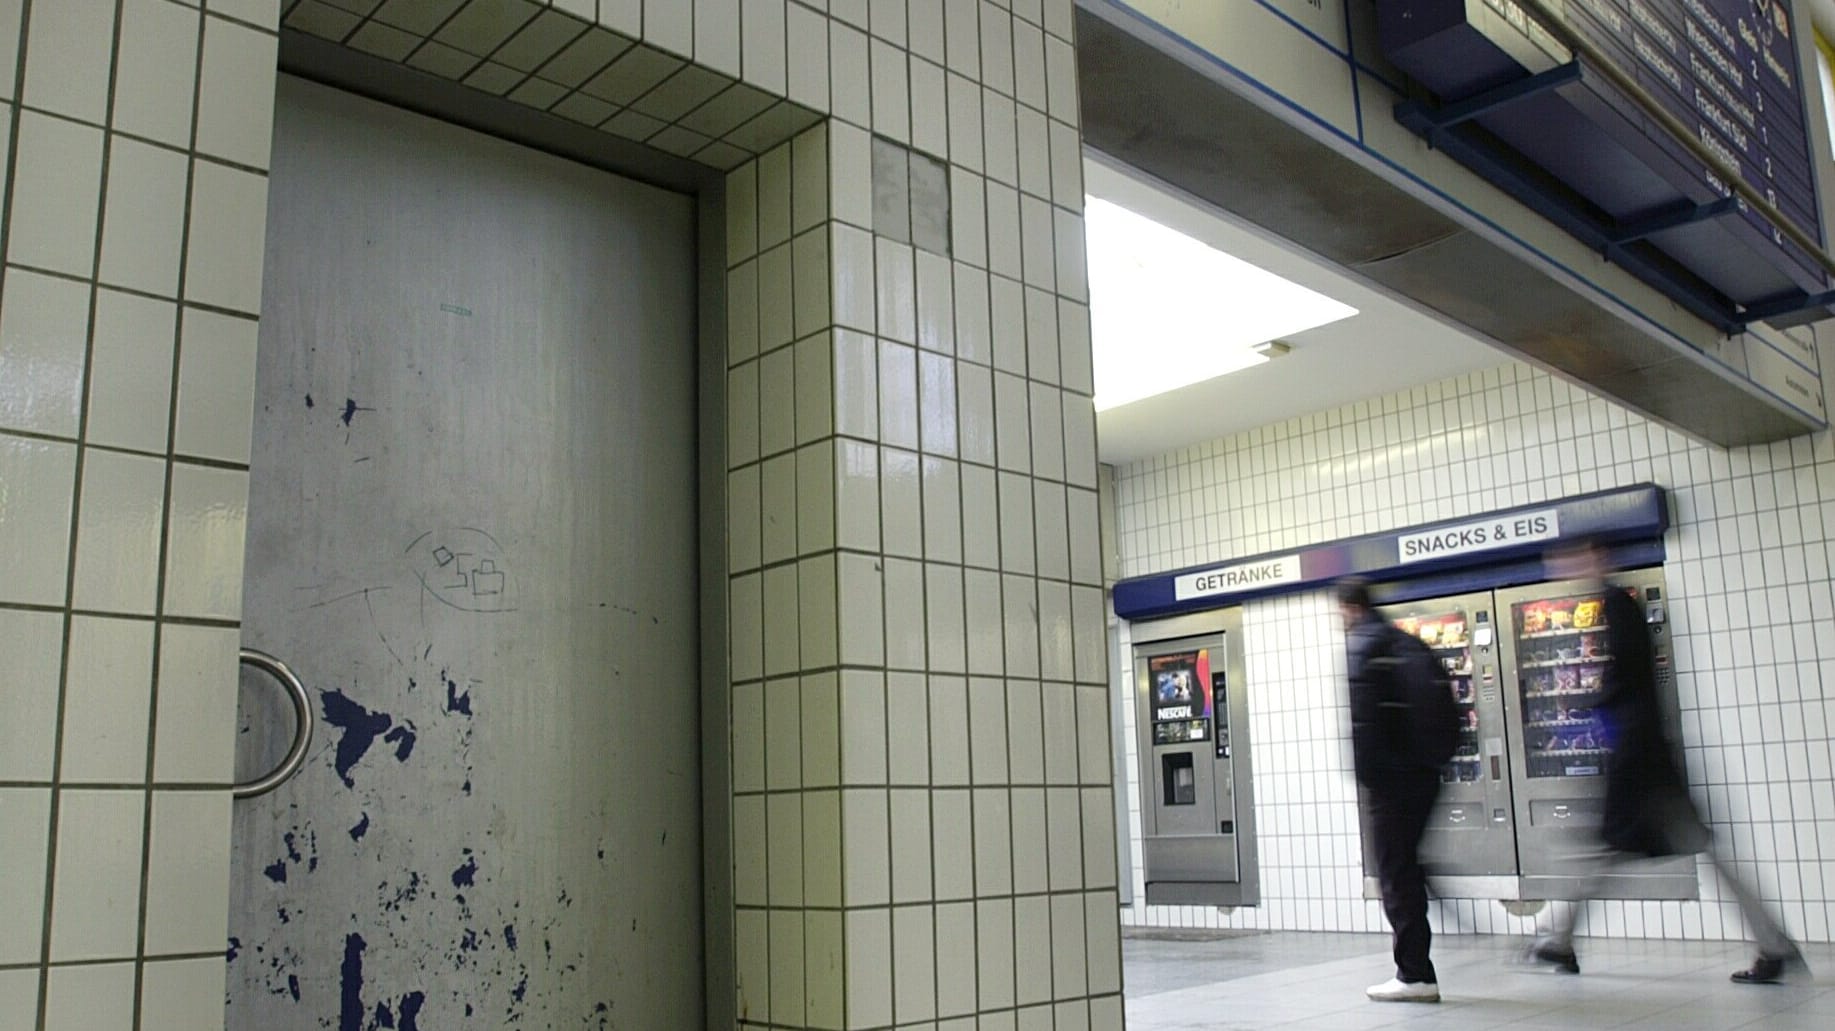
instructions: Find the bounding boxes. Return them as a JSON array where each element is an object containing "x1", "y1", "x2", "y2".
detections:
[{"x1": 230, "y1": 77, "x2": 701, "y2": 1029}]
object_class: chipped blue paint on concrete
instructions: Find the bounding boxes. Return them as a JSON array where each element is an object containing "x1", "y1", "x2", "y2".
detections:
[
  {"x1": 320, "y1": 690, "x2": 394, "y2": 787},
  {"x1": 339, "y1": 933, "x2": 367, "y2": 1031}
]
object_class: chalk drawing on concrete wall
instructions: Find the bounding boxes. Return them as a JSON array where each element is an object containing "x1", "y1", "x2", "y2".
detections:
[{"x1": 407, "y1": 527, "x2": 517, "y2": 614}]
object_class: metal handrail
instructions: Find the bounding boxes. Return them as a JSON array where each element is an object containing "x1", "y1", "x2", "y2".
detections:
[
  {"x1": 1515, "y1": 0, "x2": 1835, "y2": 281},
  {"x1": 233, "y1": 648, "x2": 314, "y2": 800}
]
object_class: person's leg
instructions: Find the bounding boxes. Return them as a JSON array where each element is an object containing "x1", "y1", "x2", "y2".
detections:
[
  {"x1": 1371, "y1": 788, "x2": 1437, "y2": 985},
  {"x1": 1706, "y1": 850, "x2": 1797, "y2": 966},
  {"x1": 1537, "y1": 844, "x2": 1615, "y2": 949}
]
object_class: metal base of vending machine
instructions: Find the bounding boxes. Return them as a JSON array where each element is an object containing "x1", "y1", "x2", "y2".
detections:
[
  {"x1": 1520, "y1": 868, "x2": 1700, "y2": 901},
  {"x1": 1363, "y1": 868, "x2": 1698, "y2": 903},
  {"x1": 1363, "y1": 874, "x2": 1522, "y2": 902}
]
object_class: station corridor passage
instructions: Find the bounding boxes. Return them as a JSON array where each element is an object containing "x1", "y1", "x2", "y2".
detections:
[{"x1": 1123, "y1": 931, "x2": 1834, "y2": 1030}]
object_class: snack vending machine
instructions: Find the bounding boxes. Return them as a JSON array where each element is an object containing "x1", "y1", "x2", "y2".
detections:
[
  {"x1": 1497, "y1": 570, "x2": 1696, "y2": 899},
  {"x1": 1376, "y1": 594, "x2": 1518, "y2": 882},
  {"x1": 1362, "y1": 568, "x2": 1695, "y2": 901},
  {"x1": 1131, "y1": 609, "x2": 1259, "y2": 906}
]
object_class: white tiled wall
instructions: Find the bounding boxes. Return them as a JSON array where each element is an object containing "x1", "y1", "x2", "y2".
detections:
[
  {"x1": 1114, "y1": 362, "x2": 1835, "y2": 946},
  {"x1": 5, "y1": 1, "x2": 1120, "y2": 1028},
  {"x1": 0, "y1": 2, "x2": 268, "y2": 1027}
]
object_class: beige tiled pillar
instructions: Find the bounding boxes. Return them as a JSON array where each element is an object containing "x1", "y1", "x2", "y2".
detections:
[
  {"x1": 0, "y1": 2, "x2": 276, "y2": 1028},
  {"x1": 724, "y1": 3, "x2": 1123, "y2": 1027}
]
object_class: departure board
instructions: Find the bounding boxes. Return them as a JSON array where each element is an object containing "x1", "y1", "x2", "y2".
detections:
[{"x1": 1553, "y1": 0, "x2": 1823, "y2": 271}]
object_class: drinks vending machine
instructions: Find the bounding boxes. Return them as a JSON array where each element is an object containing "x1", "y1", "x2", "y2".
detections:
[
  {"x1": 1131, "y1": 609, "x2": 1259, "y2": 906},
  {"x1": 1362, "y1": 567, "x2": 1696, "y2": 901}
]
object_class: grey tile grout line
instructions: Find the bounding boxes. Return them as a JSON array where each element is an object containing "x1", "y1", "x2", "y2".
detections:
[
  {"x1": 946, "y1": 84, "x2": 993, "y2": 1018},
  {"x1": 0, "y1": 780, "x2": 232, "y2": 792},
  {"x1": 751, "y1": 143, "x2": 776, "y2": 1018},
  {"x1": 808, "y1": 132, "x2": 858, "y2": 1031},
  {"x1": 720, "y1": 184, "x2": 1083, "y2": 275},
  {"x1": 12, "y1": 0, "x2": 83, "y2": 1023},
  {"x1": 179, "y1": 0, "x2": 279, "y2": 39},
  {"x1": 718, "y1": 152, "x2": 743, "y2": 1016},
  {"x1": 1021, "y1": 55, "x2": 1073, "y2": 983},
  {"x1": 781, "y1": 131, "x2": 805, "y2": 1025},
  {"x1": 723, "y1": 533, "x2": 1107, "y2": 584},
  {"x1": 510, "y1": 18, "x2": 774, "y2": 166},
  {"x1": 322, "y1": 8, "x2": 642, "y2": 155},
  {"x1": 0, "y1": 948, "x2": 226, "y2": 974},
  {"x1": 452, "y1": 12, "x2": 591, "y2": 111},
  {"x1": 0, "y1": 600, "x2": 257, "y2": 630},
  {"x1": 727, "y1": 270, "x2": 1097, "y2": 399},
  {"x1": 1, "y1": 258, "x2": 265, "y2": 319},
  {"x1": 729, "y1": 883, "x2": 1110, "y2": 909},
  {"x1": 732, "y1": 773, "x2": 1110, "y2": 795},
  {"x1": 0, "y1": 428, "x2": 255, "y2": 472},
  {"x1": 861, "y1": 40, "x2": 905, "y2": 1019},
  {"x1": 905, "y1": 115, "x2": 945, "y2": 1011},
  {"x1": 953, "y1": 0, "x2": 1021, "y2": 1014},
  {"x1": 131, "y1": 0, "x2": 213, "y2": 1022},
  {"x1": 739, "y1": 145, "x2": 773, "y2": 1026},
  {"x1": 393, "y1": 0, "x2": 543, "y2": 85},
  {"x1": 1, "y1": 101, "x2": 272, "y2": 176}
]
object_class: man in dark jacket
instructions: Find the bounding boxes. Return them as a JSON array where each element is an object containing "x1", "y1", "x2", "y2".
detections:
[
  {"x1": 1526, "y1": 539, "x2": 1803, "y2": 983},
  {"x1": 1340, "y1": 577, "x2": 1443, "y2": 1003}
]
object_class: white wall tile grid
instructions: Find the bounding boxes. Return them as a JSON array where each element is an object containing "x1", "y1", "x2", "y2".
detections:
[
  {"x1": 0, "y1": 1, "x2": 262, "y2": 1028},
  {"x1": 4, "y1": 0, "x2": 1120, "y2": 1027},
  {"x1": 1113, "y1": 361, "x2": 1835, "y2": 948},
  {"x1": 722, "y1": 0, "x2": 1124, "y2": 1026}
]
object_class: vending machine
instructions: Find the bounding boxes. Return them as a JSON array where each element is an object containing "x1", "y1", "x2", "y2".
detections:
[
  {"x1": 1375, "y1": 593, "x2": 1518, "y2": 887},
  {"x1": 1496, "y1": 571, "x2": 1696, "y2": 900},
  {"x1": 1131, "y1": 609, "x2": 1259, "y2": 906},
  {"x1": 1362, "y1": 568, "x2": 1696, "y2": 901}
]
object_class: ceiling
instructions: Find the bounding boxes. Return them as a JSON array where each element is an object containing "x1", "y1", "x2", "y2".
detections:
[{"x1": 1088, "y1": 156, "x2": 1509, "y2": 464}]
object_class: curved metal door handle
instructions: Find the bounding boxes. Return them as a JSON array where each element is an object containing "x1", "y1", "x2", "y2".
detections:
[{"x1": 233, "y1": 648, "x2": 314, "y2": 800}]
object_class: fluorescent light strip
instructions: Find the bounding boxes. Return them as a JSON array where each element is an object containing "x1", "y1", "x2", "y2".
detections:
[{"x1": 1085, "y1": 196, "x2": 1358, "y2": 411}]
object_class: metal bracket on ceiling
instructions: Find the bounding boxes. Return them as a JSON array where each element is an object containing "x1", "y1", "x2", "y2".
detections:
[
  {"x1": 1739, "y1": 287, "x2": 1835, "y2": 324},
  {"x1": 1392, "y1": 60, "x2": 1835, "y2": 333},
  {"x1": 1604, "y1": 197, "x2": 1740, "y2": 247},
  {"x1": 1395, "y1": 62, "x2": 1582, "y2": 147},
  {"x1": 1392, "y1": 104, "x2": 1746, "y2": 334}
]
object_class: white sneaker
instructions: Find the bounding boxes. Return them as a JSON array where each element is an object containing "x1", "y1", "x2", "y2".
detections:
[{"x1": 1366, "y1": 977, "x2": 1440, "y2": 1003}]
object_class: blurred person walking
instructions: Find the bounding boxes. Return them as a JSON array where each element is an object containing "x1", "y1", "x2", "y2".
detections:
[
  {"x1": 1341, "y1": 577, "x2": 1460, "y2": 1003},
  {"x1": 1524, "y1": 538, "x2": 1804, "y2": 984}
]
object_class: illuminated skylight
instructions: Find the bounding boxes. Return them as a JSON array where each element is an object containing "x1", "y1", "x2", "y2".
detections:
[{"x1": 1085, "y1": 196, "x2": 1358, "y2": 411}]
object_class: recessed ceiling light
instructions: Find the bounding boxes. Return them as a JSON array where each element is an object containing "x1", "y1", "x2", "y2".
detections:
[{"x1": 1084, "y1": 196, "x2": 1358, "y2": 411}]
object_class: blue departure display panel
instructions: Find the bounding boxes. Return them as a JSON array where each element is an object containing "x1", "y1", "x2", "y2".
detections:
[
  {"x1": 1377, "y1": 0, "x2": 1830, "y2": 320},
  {"x1": 1555, "y1": 0, "x2": 1822, "y2": 262}
]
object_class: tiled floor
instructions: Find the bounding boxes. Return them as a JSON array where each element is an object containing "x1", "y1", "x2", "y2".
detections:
[{"x1": 1123, "y1": 931, "x2": 1834, "y2": 1029}]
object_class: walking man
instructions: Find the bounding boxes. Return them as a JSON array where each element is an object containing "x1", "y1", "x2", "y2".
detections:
[
  {"x1": 1341, "y1": 577, "x2": 1447, "y2": 1003},
  {"x1": 1525, "y1": 538, "x2": 1804, "y2": 983}
]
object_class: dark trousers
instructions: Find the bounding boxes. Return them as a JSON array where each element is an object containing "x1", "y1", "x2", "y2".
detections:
[{"x1": 1368, "y1": 771, "x2": 1440, "y2": 984}]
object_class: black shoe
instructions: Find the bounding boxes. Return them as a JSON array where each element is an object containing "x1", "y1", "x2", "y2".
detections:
[
  {"x1": 1526, "y1": 941, "x2": 1580, "y2": 974},
  {"x1": 1731, "y1": 945, "x2": 1805, "y2": 985}
]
